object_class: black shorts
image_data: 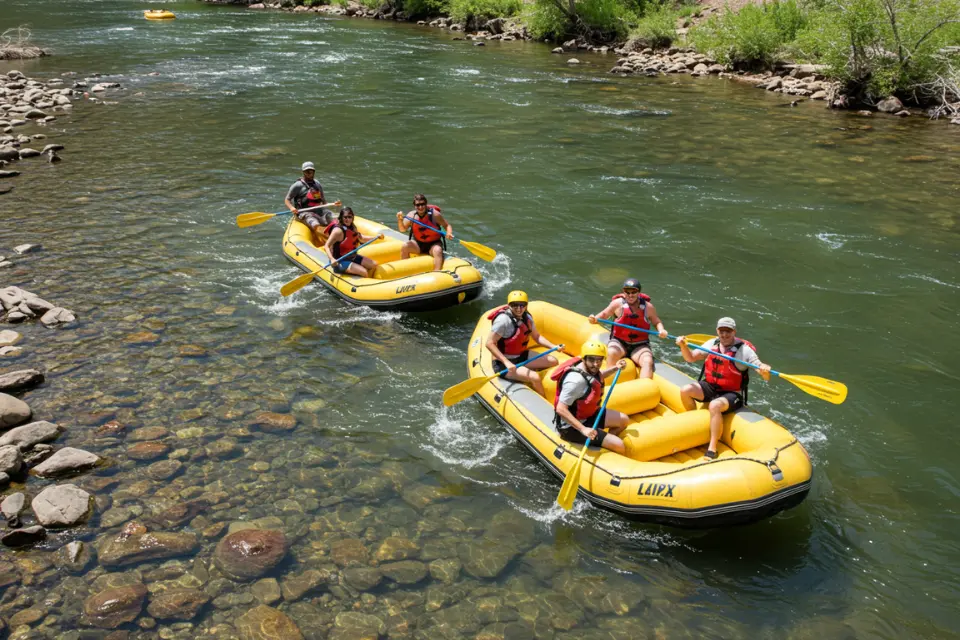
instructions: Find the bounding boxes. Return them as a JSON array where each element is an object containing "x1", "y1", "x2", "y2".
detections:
[
  {"x1": 332, "y1": 254, "x2": 363, "y2": 274},
  {"x1": 493, "y1": 351, "x2": 529, "y2": 374},
  {"x1": 609, "y1": 337, "x2": 652, "y2": 359},
  {"x1": 299, "y1": 209, "x2": 334, "y2": 230},
  {"x1": 557, "y1": 410, "x2": 609, "y2": 447},
  {"x1": 698, "y1": 381, "x2": 743, "y2": 412},
  {"x1": 415, "y1": 239, "x2": 443, "y2": 255}
]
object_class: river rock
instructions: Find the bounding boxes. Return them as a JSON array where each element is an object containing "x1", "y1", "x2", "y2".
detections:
[
  {"x1": 0, "y1": 330, "x2": 20, "y2": 346},
  {"x1": 41, "y1": 307, "x2": 76, "y2": 327},
  {"x1": 251, "y1": 578, "x2": 282, "y2": 604},
  {"x1": 146, "y1": 587, "x2": 210, "y2": 620},
  {"x1": 47, "y1": 150, "x2": 62, "y2": 163},
  {"x1": 84, "y1": 583, "x2": 147, "y2": 628},
  {"x1": 1, "y1": 524, "x2": 46, "y2": 547},
  {"x1": 98, "y1": 531, "x2": 199, "y2": 567},
  {"x1": 145, "y1": 459, "x2": 182, "y2": 480},
  {"x1": 0, "y1": 147, "x2": 18, "y2": 162},
  {"x1": 214, "y1": 529, "x2": 288, "y2": 580},
  {"x1": 10, "y1": 605, "x2": 47, "y2": 626},
  {"x1": 251, "y1": 411, "x2": 297, "y2": 433},
  {"x1": 41, "y1": 143, "x2": 64, "y2": 153},
  {"x1": 32, "y1": 483, "x2": 92, "y2": 527},
  {"x1": 0, "y1": 445, "x2": 22, "y2": 475},
  {"x1": 0, "y1": 393, "x2": 31, "y2": 429},
  {"x1": 236, "y1": 605, "x2": 304, "y2": 640},
  {"x1": 0, "y1": 369, "x2": 44, "y2": 392},
  {"x1": 331, "y1": 612, "x2": 385, "y2": 640},
  {"x1": 17, "y1": 148, "x2": 40, "y2": 159},
  {"x1": 342, "y1": 566, "x2": 383, "y2": 591},
  {"x1": 128, "y1": 425, "x2": 169, "y2": 441},
  {"x1": 0, "y1": 170, "x2": 19, "y2": 179},
  {"x1": 429, "y1": 557, "x2": 461, "y2": 583},
  {"x1": 0, "y1": 420, "x2": 61, "y2": 448},
  {"x1": 330, "y1": 537, "x2": 368, "y2": 567},
  {"x1": 127, "y1": 441, "x2": 169, "y2": 460},
  {"x1": 281, "y1": 569, "x2": 328, "y2": 601},
  {"x1": 380, "y1": 560, "x2": 428, "y2": 584},
  {"x1": 56, "y1": 540, "x2": 95, "y2": 573},
  {"x1": 877, "y1": 96, "x2": 905, "y2": 113},
  {"x1": 31, "y1": 446, "x2": 100, "y2": 477},
  {"x1": 1, "y1": 491, "x2": 24, "y2": 521},
  {"x1": 375, "y1": 535, "x2": 420, "y2": 561}
]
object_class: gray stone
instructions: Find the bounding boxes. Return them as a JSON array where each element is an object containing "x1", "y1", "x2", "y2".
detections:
[
  {"x1": 41, "y1": 144, "x2": 64, "y2": 153},
  {"x1": 0, "y1": 346, "x2": 20, "y2": 357},
  {"x1": 24, "y1": 109, "x2": 47, "y2": 119},
  {"x1": 0, "y1": 420, "x2": 61, "y2": 448},
  {"x1": 0, "y1": 368, "x2": 44, "y2": 392},
  {"x1": 0, "y1": 331, "x2": 19, "y2": 347},
  {"x1": 97, "y1": 531, "x2": 199, "y2": 567},
  {"x1": 31, "y1": 483, "x2": 93, "y2": 527},
  {"x1": 0, "y1": 472, "x2": 7, "y2": 486},
  {"x1": 146, "y1": 587, "x2": 210, "y2": 620},
  {"x1": 877, "y1": 96, "x2": 904, "y2": 113},
  {"x1": 17, "y1": 148, "x2": 40, "y2": 159},
  {"x1": 379, "y1": 560, "x2": 428, "y2": 584},
  {"x1": 331, "y1": 612, "x2": 385, "y2": 640},
  {"x1": 0, "y1": 445, "x2": 23, "y2": 475},
  {"x1": 0, "y1": 170, "x2": 19, "y2": 178},
  {"x1": 567, "y1": 58, "x2": 580, "y2": 64},
  {"x1": 31, "y1": 447, "x2": 100, "y2": 477},
  {"x1": 342, "y1": 566, "x2": 383, "y2": 591},
  {"x1": 1, "y1": 524, "x2": 46, "y2": 547},
  {"x1": 251, "y1": 577, "x2": 282, "y2": 605},
  {"x1": 0, "y1": 393, "x2": 31, "y2": 429},
  {"x1": 56, "y1": 540, "x2": 95, "y2": 573},
  {"x1": 1, "y1": 491, "x2": 25, "y2": 520},
  {"x1": 41, "y1": 307, "x2": 76, "y2": 327},
  {"x1": 12, "y1": 244, "x2": 40, "y2": 255}
]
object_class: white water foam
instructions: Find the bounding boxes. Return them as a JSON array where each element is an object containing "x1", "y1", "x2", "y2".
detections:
[
  {"x1": 451, "y1": 68, "x2": 481, "y2": 76},
  {"x1": 578, "y1": 104, "x2": 671, "y2": 117},
  {"x1": 478, "y1": 251, "x2": 513, "y2": 300},
  {"x1": 601, "y1": 175, "x2": 662, "y2": 185},
  {"x1": 900, "y1": 273, "x2": 960, "y2": 290},
  {"x1": 815, "y1": 232, "x2": 847, "y2": 250},
  {"x1": 423, "y1": 404, "x2": 514, "y2": 469},
  {"x1": 311, "y1": 305, "x2": 403, "y2": 327},
  {"x1": 110, "y1": 27, "x2": 134, "y2": 31}
]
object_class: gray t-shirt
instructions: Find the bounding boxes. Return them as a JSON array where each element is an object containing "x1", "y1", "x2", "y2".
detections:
[
  {"x1": 700, "y1": 338, "x2": 761, "y2": 370},
  {"x1": 558, "y1": 367, "x2": 594, "y2": 407},
  {"x1": 491, "y1": 312, "x2": 536, "y2": 356},
  {"x1": 286, "y1": 178, "x2": 324, "y2": 210}
]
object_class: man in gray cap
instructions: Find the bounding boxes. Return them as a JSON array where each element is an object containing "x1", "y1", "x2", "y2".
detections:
[
  {"x1": 284, "y1": 161, "x2": 335, "y2": 246},
  {"x1": 675, "y1": 317, "x2": 771, "y2": 460}
]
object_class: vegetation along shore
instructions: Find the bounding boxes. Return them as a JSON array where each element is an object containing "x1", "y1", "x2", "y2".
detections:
[{"x1": 206, "y1": 0, "x2": 960, "y2": 123}]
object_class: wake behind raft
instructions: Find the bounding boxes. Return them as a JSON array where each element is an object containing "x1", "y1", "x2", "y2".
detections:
[{"x1": 465, "y1": 300, "x2": 812, "y2": 528}]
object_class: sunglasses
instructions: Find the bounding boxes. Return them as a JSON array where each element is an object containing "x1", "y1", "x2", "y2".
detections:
[
  {"x1": 342, "y1": 215, "x2": 354, "y2": 219},
  {"x1": 622, "y1": 288, "x2": 639, "y2": 294},
  {"x1": 509, "y1": 302, "x2": 527, "y2": 309},
  {"x1": 415, "y1": 203, "x2": 427, "y2": 208}
]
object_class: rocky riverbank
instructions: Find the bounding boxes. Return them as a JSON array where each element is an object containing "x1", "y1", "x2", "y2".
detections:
[{"x1": 1, "y1": 69, "x2": 125, "y2": 196}]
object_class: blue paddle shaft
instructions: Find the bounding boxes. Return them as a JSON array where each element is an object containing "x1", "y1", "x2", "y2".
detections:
[
  {"x1": 326, "y1": 236, "x2": 378, "y2": 271},
  {"x1": 407, "y1": 216, "x2": 451, "y2": 239},
  {"x1": 583, "y1": 366, "x2": 623, "y2": 447},
  {"x1": 496, "y1": 344, "x2": 563, "y2": 378}
]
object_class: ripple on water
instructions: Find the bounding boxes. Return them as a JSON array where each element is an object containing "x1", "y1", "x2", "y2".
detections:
[{"x1": 423, "y1": 403, "x2": 514, "y2": 470}]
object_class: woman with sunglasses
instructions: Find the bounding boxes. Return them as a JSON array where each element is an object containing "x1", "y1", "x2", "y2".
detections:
[
  {"x1": 323, "y1": 207, "x2": 383, "y2": 277},
  {"x1": 485, "y1": 291, "x2": 559, "y2": 396},
  {"x1": 588, "y1": 277, "x2": 668, "y2": 379},
  {"x1": 396, "y1": 194, "x2": 453, "y2": 272}
]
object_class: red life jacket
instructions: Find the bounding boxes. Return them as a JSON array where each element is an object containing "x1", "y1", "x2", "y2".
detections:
[
  {"x1": 298, "y1": 178, "x2": 325, "y2": 209},
  {"x1": 486, "y1": 306, "x2": 532, "y2": 356},
  {"x1": 551, "y1": 359, "x2": 604, "y2": 422},
  {"x1": 609, "y1": 293, "x2": 652, "y2": 343},
  {"x1": 324, "y1": 221, "x2": 360, "y2": 258},
  {"x1": 408, "y1": 205, "x2": 443, "y2": 244},
  {"x1": 700, "y1": 339, "x2": 757, "y2": 393}
]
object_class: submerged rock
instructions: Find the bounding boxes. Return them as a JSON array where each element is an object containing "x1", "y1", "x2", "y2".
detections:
[
  {"x1": 342, "y1": 566, "x2": 383, "y2": 591},
  {"x1": 83, "y1": 583, "x2": 147, "y2": 628},
  {"x1": 97, "y1": 531, "x2": 199, "y2": 567},
  {"x1": 214, "y1": 529, "x2": 288, "y2": 580},
  {"x1": 380, "y1": 560, "x2": 428, "y2": 585},
  {"x1": 55, "y1": 540, "x2": 95, "y2": 573},
  {"x1": 146, "y1": 587, "x2": 210, "y2": 620},
  {"x1": 1, "y1": 524, "x2": 46, "y2": 547},
  {"x1": 251, "y1": 411, "x2": 297, "y2": 433},
  {"x1": 236, "y1": 605, "x2": 305, "y2": 640},
  {"x1": 331, "y1": 611, "x2": 385, "y2": 640},
  {"x1": 0, "y1": 368, "x2": 44, "y2": 392}
]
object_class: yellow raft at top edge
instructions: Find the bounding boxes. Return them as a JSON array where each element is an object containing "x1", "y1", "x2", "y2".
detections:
[
  {"x1": 466, "y1": 300, "x2": 813, "y2": 527},
  {"x1": 282, "y1": 214, "x2": 483, "y2": 312},
  {"x1": 144, "y1": 9, "x2": 176, "y2": 20}
]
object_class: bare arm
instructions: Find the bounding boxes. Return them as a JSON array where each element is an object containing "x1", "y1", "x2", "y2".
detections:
[
  {"x1": 676, "y1": 336, "x2": 708, "y2": 364},
  {"x1": 529, "y1": 329, "x2": 556, "y2": 350},
  {"x1": 324, "y1": 228, "x2": 343, "y2": 262},
  {"x1": 485, "y1": 332, "x2": 515, "y2": 371},
  {"x1": 555, "y1": 402, "x2": 594, "y2": 438},
  {"x1": 588, "y1": 300, "x2": 620, "y2": 324},
  {"x1": 435, "y1": 213, "x2": 453, "y2": 238},
  {"x1": 645, "y1": 302, "x2": 667, "y2": 338}
]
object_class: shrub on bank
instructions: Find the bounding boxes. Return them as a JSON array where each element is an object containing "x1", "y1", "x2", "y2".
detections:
[
  {"x1": 689, "y1": 0, "x2": 807, "y2": 68},
  {"x1": 629, "y1": 2, "x2": 681, "y2": 48},
  {"x1": 448, "y1": 0, "x2": 522, "y2": 24}
]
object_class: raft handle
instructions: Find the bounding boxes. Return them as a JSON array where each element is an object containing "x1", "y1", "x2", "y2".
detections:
[
  {"x1": 471, "y1": 358, "x2": 479, "y2": 368},
  {"x1": 553, "y1": 446, "x2": 564, "y2": 460},
  {"x1": 494, "y1": 393, "x2": 502, "y2": 403},
  {"x1": 610, "y1": 476, "x2": 621, "y2": 487},
  {"x1": 767, "y1": 461, "x2": 784, "y2": 482}
]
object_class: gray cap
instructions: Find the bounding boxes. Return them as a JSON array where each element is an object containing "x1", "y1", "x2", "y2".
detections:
[
  {"x1": 716, "y1": 317, "x2": 736, "y2": 330},
  {"x1": 301, "y1": 161, "x2": 315, "y2": 171}
]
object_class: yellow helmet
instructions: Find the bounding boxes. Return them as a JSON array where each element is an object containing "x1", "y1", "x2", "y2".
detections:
[
  {"x1": 507, "y1": 290, "x2": 528, "y2": 305},
  {"x1": 580, "y1": 340, "x2": 607, "y2": 359}
]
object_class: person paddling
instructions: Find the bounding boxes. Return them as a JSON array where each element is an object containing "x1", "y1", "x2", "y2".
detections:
[
  {"x1": 675, "y1": 317, "x2": 772, "y2": 460},
  {"x1": 323, "y1": 208, "x2": 382, "y2": 277},
  {"x1": 396, "y1": 194, "x2": 452, "y2": 271},
  {"x1": 285, "y1": 161, "x2": 334, "y2": 246},
  {"x1": 553, "y1": 341, "x2": 630, "y2": 454},
  {"x1": 485, "y1": 291, "x2": 559, "y2": 396},
  {"x1": 588, "y1": 278, "x2": 668, "y2": 379}
]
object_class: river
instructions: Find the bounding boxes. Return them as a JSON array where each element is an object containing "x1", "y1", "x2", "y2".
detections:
[{"x1": 1, "y1": 0, "x2": 958, "y2": 638}]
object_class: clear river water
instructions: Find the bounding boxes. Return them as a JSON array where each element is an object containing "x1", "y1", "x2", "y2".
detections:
[{"x1": 1, "y1": 0, "x2": 959, "y2": 638}]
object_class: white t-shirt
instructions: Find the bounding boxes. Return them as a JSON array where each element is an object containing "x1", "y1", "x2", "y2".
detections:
[{"x1": 700, "y1": 338, "x2": 761, "y2": 370}]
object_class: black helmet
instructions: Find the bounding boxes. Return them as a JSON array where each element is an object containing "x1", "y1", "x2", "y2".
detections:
[{"x1": 622, "y1": 278, "x2": 641, "y2": 291}]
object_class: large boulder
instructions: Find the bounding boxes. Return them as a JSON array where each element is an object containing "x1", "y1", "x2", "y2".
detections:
[
  {"x1": 0, "y1": 393, "x2": 31, "y2": 429},
  {"x1": 214, "y1": 529, "x2": 288, "y2": 580},
  {"x1": 31, "y1": 447, "x2": 100, "y2": 477},
  {"x1": 0, "y1": 369, "x2": 44, "y2": 392},
  {"x1": 83, "y1": 584, "x2": 147, "y2": 628},
  {"x1": 40, "y1": 307, "x2": 76, "y2": 327},
  {"x1": 32, "y1": 484, "x2": 92, "y2": 527},
  {"x1": 236, "y1": 605, "x2": 304, "y2": 640},
  {"x1": 0, "y1": 420, "x2": 61, "y2": 449},
  {"x1": 877, "y1": 96, "x2": 905, "y2": 113},
  {"x1": 97, "y1": 531, "x2": 199, "y2": 567}
]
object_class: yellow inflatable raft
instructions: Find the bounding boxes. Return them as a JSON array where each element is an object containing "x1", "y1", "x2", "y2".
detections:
[
  {"x1": 144, "y1": 9, "x2": 176, "y2": 20},
  {"x1": 466, "y1": 301, "x2": 812, "y2": 527},
  {"x1": 282, "y1": 214, "x2": 483, "y2": 312}
]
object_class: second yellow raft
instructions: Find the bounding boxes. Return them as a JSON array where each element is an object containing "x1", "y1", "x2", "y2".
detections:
[
  {"x1": 282, "y1": 213, "x2": 484, "y2": 312},
  {"x1": 144, "y1": 9, "x2": 176, "y2": 20},
  {"x1": 466, "y1": 300, "x2": 812, "y2": 527}
]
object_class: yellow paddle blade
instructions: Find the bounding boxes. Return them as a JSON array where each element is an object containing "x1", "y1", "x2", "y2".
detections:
[
  {"x1": 236, "y1": 212, "x2": 276, "y2": 228},
  {"x1": 459, "y1": 240, "x2": 497, "y2": 263},
  {"x1": 686, "y1": 334, "x2": 715, "y2": 345},
  {"x1": 779, "y1": 373, "x2": 848, "y2": 404},
  {"x1": 442, "y1": 374, "x2": 496, "y2": 407},
  {"x1": 280, "y1": 270, "x2": 320, "y2": 297},
  {"x1": 557, "y1": 445, "x2": 589, "y2": 511}
]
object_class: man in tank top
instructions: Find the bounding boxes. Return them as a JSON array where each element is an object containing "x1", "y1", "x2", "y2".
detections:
[{"x1": 284, "y1": 161, "x2": 335, "y2": 246}]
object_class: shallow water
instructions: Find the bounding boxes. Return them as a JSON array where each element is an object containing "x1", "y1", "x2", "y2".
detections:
[{"x1": 1, "y1": 0, "x2": 959, "y2": 638}]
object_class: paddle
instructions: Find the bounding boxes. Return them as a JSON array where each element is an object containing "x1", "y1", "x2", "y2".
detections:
[
  {"x1": 280, "y1": 236, "x2": 380, "y2": 297},
  {"x1": 675, "y1": 336, "x2": 848, "y2": 405},
  {"x1": 405, "y1": 217, "x2": 497, "y2": 262},
  {"x1": 557, "y1": 366, "x2": 623, "y2": 511},
  {"x1": 442, "y1": 344, "x2": 565, "y2": 407},
  {"x1": 596, "y1": 319, "x2": 710, "y2": 346},
  {"x1": 236, "y1": 201, "x2": 341, "y2": 229}
]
